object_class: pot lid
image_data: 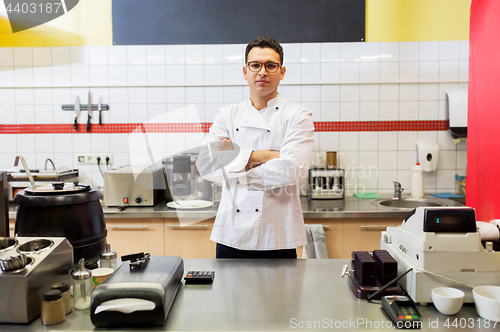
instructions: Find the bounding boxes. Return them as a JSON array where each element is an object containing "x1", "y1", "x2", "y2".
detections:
[{"x1": 24, "y1": 182, "x2": 91, "y2": 195}]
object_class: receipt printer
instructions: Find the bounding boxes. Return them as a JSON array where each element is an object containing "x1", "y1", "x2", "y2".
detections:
[{"x1": 90, "y1": 256, "x2": 184, "y2": 327}]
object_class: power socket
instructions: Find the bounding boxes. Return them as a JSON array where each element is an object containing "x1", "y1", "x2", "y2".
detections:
[{"x1": 77, "y1": 154, "x2": 114, "y2": 166}]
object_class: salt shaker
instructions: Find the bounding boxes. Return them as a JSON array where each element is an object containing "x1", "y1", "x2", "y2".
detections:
[
  {"x1": 71, "y1": 258, "x2": 92, "y2": 310},
  {"x1": 100, "y1": 244, "x2": 118, "y2": 270},
  {"x1": 51, "y1": 282, "x2": 72, "y2": 314},
  {"x1": 41, "y1": 289, "x2": 65, "y2": 325}
]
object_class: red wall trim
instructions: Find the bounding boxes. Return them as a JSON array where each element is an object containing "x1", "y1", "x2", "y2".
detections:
[
  {"x1": 0, "y1": 120, "x2": 447, "y2": 134},
  {"x1": 314, "y1": 120, "x2": 447, "y2": 132}
]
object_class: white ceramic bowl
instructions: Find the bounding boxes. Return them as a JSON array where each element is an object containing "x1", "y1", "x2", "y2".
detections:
[
  {"x1": 473, "y1": 286, "x2": 500, "y2": 321},
  {"x1": 431, "y1": 287, "x2": 465, "y2": 315}
]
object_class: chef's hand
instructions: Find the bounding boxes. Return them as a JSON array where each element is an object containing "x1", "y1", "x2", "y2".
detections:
[
  {"x1": 245, "y1": 150, "x2": 280, "y2": 171},
  {"x1": 218, "y1": 137, "x2": 234, "y2": 151}
]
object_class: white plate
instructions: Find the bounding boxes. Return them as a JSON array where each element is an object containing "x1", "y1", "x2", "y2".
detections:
[{"x1": 167, "y1": 200, "x2": 213, "y2": 209}]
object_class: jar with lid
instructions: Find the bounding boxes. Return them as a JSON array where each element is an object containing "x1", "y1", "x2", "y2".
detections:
[
  {"x1": 71, "y1": 258, "x2": 92, "y2": 310},
  {"x1": 51, "y1": 282, "x2": 71, "y2": 314},
  {"x1": 41, "y1": 289, "x2": 65, "y2": 326},
  {"x1": 100, "y1": 244, "x2": 118, "y2": 270}
]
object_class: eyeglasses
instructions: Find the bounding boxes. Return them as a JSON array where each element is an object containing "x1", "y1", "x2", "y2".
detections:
[{"x1": 246, "y1": 61, "x2": 281, "y2": 73}]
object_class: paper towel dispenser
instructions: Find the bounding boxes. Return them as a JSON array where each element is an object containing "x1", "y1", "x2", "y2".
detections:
[{"x1": 446, "y1": 88, "x2": 468, "y2": 138}]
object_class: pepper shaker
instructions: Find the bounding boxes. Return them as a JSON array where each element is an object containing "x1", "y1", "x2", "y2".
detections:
[
  {"x1": 100, "y1": 244, "x2": 118, "y2": 270},
  {"x1": 51, "y1": 282, "x2": 71, "y2": 314},
  {"x1": 41, "y1": 289, "x2": 65, "y2": 325},
  {"x1": 71, "y1": 258, "x2": 92, "y2": 310}
]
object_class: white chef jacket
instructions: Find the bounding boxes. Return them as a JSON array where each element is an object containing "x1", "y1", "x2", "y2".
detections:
[{"x1": 196, "y1": 94, "x2": 314, "y2": 250}]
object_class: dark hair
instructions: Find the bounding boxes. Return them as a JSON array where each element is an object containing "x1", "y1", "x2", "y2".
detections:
[{"x1": 245, "y1": 36, "x2": 284, "y2": 65}]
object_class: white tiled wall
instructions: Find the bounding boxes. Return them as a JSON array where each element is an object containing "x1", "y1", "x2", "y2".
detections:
[{"x1": 0, "y1": 41, "x2": 468, "y2": 194}]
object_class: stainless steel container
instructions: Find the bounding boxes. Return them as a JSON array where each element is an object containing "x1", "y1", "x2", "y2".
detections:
[
  {"x1": 0, "y1": 236, "x2": 73, "y2": 323},
  {"x1": 163, "y1": 154, "x2": 212, "y2": 202}
]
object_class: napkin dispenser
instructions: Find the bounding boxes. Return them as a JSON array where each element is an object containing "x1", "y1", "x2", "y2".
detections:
[{"x1": 90, "y1": 255, "x2": 184, "y2": 327}]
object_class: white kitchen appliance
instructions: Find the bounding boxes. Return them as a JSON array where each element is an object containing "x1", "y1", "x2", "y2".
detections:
[
  {"x1": 381, "y1": 207, "x2": 500, "y2": 304},
  {"x1": 104, "y1": 165, "x2": 168, "y2": 206}
]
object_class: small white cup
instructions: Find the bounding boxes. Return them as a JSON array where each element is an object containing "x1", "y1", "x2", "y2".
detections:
[
  {"x1": 431, "y1": 287, "x2": 465, "y2": 315},
  {"x1": 92, "y1": 267, "x2": 114, "y2": 287}
]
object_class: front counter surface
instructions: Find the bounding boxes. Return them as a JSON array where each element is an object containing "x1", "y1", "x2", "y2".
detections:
[{"x1": 0, "y1": 259, "x2": 491, "y2": 331}]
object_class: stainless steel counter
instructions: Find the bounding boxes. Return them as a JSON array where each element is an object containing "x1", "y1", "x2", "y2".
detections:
[
  {"x1": 101, "y1": 195, "x2": 461, "y2": 219},
  {"x1": 9, "y1": 195, "x2": 462, "y2": 220},
  {"x1": 0, "y1": 259, "x2": 490, "y2": 331}
]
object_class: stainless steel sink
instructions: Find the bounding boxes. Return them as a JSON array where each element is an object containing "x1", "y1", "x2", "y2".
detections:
[{"x1": 371, "y1": 197, "x2": 448, "y2": 209}]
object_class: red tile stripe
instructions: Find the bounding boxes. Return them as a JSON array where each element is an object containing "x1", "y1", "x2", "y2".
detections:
[
  {"x1": 314, "y1": 120, "x2": 448, "y2": 132},
  {"x1": 0, "y1": 123, "x2": 212, "y2": 134},
  {"x1": 0, "y1": 121, "x2": 447, "y2": 134}
]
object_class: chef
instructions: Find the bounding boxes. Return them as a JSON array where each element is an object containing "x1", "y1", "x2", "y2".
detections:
[{"x1": 196, "y1": 36, "x2": 314, "y2": 258}]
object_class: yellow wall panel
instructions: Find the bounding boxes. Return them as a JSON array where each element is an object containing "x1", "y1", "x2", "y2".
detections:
[
  {"x1": 366, "y1": 0, "x2": 470, "y2": 42},
  {"x1": 0, "y1": 0, "x2": 470, "y2": 47},
  {"x1": 0, "y1": 0, "x2": 112, "y2": 47}
]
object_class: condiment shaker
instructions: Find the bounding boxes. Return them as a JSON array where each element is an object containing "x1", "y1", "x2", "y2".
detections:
[
  {"x1": 85, "y1": 260, "x2": 99, "y2": 270},
  {"x1": 51, "y1": 282, "x2": 72, "y2": 314},
  {"x1": 100, "y1": 244, "x2": 118, "y2": 270},
  {"x1": 41, "y1": 289, "x2": 65, "y2": 325},
  {"x1": 71, "y1": 258, "x2": 92, "y2": 310}
]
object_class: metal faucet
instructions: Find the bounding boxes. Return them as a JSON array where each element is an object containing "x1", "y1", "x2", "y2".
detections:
[
  {"x1": 44, "y1": 158, "x2": 55, "y2": 170},
  {"x1": 393, "y1": 181, "x2": 404, "y2": 199}
]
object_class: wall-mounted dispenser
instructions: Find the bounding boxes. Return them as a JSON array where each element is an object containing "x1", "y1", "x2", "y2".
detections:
[
  {"x1": 446, "y1": 88, "x2": 468, "y2": 138},
  {"x1": 416, "y1": 141, "x2": 439, "y2": 172}
]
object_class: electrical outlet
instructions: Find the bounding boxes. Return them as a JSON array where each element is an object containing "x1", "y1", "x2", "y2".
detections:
[{"x1": 77, "y1": 154, "x2": 114, "y2": 166}]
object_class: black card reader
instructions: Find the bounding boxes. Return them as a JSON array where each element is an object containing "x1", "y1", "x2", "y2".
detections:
[{"x1": 381, "y1": 295, "x2": 422, "y2": 329}]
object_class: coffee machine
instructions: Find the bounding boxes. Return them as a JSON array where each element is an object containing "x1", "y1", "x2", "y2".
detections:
[{"x1": 308, "y1": 167, "x2": 345, "y2": 200}]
